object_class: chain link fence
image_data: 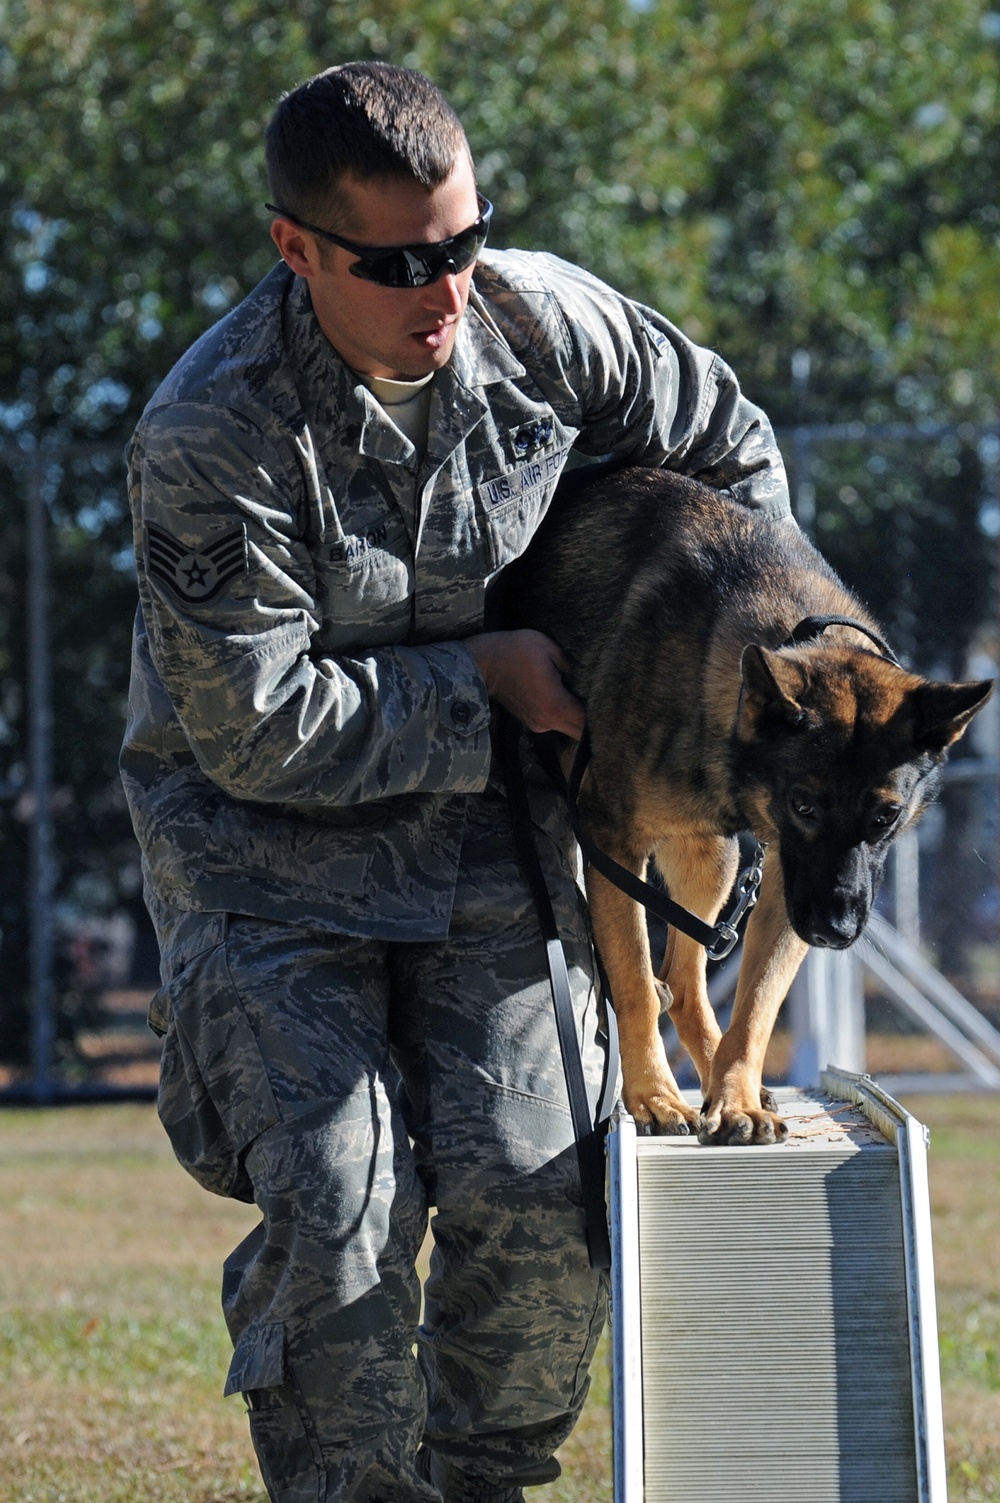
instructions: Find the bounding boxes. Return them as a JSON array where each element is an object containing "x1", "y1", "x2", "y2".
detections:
[{"x1": 0, "y1": 436, "x2": 157, "y2": 1099}]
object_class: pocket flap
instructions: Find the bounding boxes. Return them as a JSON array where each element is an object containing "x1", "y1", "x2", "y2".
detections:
[
  {"x1": 224, "y1": 1320, "x2": 286, "y2": 1398},
  {"x1": 147, "y1": 985, "x2": 171, "y2": 1038}
]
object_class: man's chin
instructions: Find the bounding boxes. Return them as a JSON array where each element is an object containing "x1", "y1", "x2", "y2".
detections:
[{"x1": 404, "y1": 328, "x2": 457, "y2": 370}]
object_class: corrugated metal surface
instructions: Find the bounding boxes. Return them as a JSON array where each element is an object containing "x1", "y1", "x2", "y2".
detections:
[{"x1": 634, "y1": 1093, "x2": 918, "y2": 1503}]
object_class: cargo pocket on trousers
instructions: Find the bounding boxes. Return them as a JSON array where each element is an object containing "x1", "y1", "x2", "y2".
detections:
[
  {"x1": 225, "y1": 1321, "x2": 325, "y2": 1500},
  {"x1": 153, "y1": 939, "x2": 280, "y2": 1203}
]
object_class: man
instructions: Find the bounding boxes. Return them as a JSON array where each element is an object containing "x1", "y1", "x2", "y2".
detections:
[{"x1": 122, "y1": 61, "x2": 789, "y2": 1503}]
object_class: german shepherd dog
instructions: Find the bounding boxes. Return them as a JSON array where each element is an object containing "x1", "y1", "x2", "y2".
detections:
[{"x1": 500, "y1": 465, "x2": 992, "y2": 1145}]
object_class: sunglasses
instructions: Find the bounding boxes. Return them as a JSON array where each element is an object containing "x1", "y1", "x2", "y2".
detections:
[{"x1": 266, "y1": 194, "x2": 493, "y2": 288}]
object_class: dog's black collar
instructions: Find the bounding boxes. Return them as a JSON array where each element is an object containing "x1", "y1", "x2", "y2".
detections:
[
  {"x1": 566, "y1": 727, "x2": 765, "y2": 961},
  {"x1": 783, "y1": 614, "x2": 901, "y2": 666}
]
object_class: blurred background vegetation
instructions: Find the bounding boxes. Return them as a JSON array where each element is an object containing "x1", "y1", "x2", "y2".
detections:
[{"x1": 1, "y1": 0, "x2": 999, "y2": 1071}]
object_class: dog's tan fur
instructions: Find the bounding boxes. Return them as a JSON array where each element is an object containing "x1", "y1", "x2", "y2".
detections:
[{"x1": 501, "y1": 466, "x2": 992, "y2": 1143}]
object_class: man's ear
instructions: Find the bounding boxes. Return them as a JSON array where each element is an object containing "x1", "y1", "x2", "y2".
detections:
[
  {"x1": 270, "y1": 217, "x2": 319, "y2": 278},
  {"x1": 910, "y1": 678, "x2": 994, "y2": 752},
  {"x1": 737, "y1": 645, "x2": 810, "y2": 739}
]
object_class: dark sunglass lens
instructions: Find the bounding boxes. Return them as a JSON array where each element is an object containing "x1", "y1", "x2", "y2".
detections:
[
  {"x1": 401, "y1": 249, "x2": 440, "y2": 285},
  {"x1": 347, "y1": 215, "x2": 490, "y2": 288},
  {"x1": 444, "y1": 235, "x2": 480, "y2": 273},
  {"x1": 348, "y1": 255, "x2": 412, "y2": 287},
  {"x1": 349, "y1": 250, "x2": 443, "y2": 288}
]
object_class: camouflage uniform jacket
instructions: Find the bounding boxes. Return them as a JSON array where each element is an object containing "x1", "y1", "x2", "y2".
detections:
[{"x1": 121, "y1": 249, "x2": 789, "y2": 943}]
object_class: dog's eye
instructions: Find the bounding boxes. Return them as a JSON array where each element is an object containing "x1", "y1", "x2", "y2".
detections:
[
  {"x1": 871, "y1": 804, "x2": 902, "y2": 833},
  {"x1": 790, "y1": 791, "x2": 819, "y2": 822}
]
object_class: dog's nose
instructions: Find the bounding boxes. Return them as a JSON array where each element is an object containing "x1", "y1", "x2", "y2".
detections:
[
  {"x1": 803, "y1": 891, "x2": 867, "y2": 948},
  {"x1": 806, "y1": 920, "x2": 860, "y2": 950}
]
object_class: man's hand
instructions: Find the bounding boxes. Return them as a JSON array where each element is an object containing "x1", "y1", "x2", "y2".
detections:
[{"x1": 466, "y1": 629, "x2": 585, "y2": 739}]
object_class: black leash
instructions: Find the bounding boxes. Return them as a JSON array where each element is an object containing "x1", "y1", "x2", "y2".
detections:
[
  {"x1": 567, "y1": 729, "x2": 765, "y2": 961},
  {"x1": 498, "y1": 711, "x2": 613, "y2": 1271}
]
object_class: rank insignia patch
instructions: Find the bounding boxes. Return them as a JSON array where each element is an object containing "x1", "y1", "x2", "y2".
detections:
[
  {"x1": 511, "y1": 418, "x2": 554, "y2": 454},
  {"x1": 145, "y1": 521, "x2": 248, "y2": 605}
]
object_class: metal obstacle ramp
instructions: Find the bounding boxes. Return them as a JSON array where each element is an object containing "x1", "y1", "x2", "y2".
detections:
[{"x1": 608, "y1": 1068, "x2": 946, "y2": 1503}]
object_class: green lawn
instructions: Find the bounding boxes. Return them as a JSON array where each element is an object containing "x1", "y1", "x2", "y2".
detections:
[
  {"x1": 0, "y1": 1096, "x2": 996, "y2": 1501},
  {"x1": 908, "y1": 1093, "x2": 1000, "y2": 1503}
]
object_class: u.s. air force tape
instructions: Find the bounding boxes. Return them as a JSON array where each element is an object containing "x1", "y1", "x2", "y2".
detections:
[{"x1": 145, "y1": 521, "x2": 248, "y2": 605}]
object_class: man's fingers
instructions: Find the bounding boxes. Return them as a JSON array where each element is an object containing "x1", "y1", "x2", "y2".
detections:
[
  {"x1": 520, "y1": 647, "x2": 584, "y2": 737},
  {"x1": 466, "y1": 628, "x2": 584, "y2": 737}
]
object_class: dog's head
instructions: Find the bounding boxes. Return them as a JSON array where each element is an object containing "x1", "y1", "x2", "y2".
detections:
[{"x1": 735, "y1": 643, "x2": 993, "y2": 948}]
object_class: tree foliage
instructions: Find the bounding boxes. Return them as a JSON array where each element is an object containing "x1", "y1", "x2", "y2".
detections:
[
  {"x1": 6, "y1": 0, "x2": 1000, "y2": 436},
  {"x1": 1, "y1": 0, "x2": 998, "y2": 1054}
]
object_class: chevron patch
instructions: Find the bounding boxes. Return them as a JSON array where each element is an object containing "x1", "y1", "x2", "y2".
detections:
[{"x1": 145, "y1": 521, "x2": 248, "y2": 605}]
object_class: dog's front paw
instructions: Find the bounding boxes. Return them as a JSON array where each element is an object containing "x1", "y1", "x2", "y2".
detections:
[
  {"x1": 623, "y1": 1074, "x2": 700, "y2": 1136},
  {"x1": 699, "y1": 1083, "x2": 788, "y2": 1146}
]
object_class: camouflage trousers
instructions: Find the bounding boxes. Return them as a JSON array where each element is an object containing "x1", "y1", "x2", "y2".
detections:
[{"x1": 149, "y1": 791, "x2": 609, "y2": 1503}]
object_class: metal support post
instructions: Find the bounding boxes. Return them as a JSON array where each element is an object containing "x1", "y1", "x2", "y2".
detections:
[
  {"x1": 893, "y1": 828, "x2": 921, "y2": 948},
  {"x1": 26, "y1": 442, "x2": 56, "y2": 1100},
  {"x1": 788, "y1": 946, "x2": 866, "y2": 1086}
]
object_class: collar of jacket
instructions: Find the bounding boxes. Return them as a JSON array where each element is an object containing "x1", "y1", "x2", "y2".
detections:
[{"x1": 282, "y1": 270, "x2": 527, "y2": 469}]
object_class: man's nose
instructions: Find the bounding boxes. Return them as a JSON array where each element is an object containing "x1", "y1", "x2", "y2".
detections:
[{"x1": 423, "y1": 268, "x2": 464, "y2": 316}]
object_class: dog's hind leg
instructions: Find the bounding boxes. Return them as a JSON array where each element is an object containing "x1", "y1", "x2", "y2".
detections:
[
  {"x1": 585, "y1": 853, "x2": 701, "y2": 1136},
  {"x1": 651, "y1": 832, "x2": 740, "y2": 1092},
  {"x1": 700, "y1": 855, "x2": 808, "y2": 1145}
]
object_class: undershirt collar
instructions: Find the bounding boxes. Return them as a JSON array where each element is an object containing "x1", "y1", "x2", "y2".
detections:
[{"x1": 361, "y1": 371, "x2": 435, "y2": 452}]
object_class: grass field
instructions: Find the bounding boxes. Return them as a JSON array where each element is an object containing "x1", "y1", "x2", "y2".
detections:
[{"x1": 0, "y1": 1095, "x2": 997, "y2": 1502}]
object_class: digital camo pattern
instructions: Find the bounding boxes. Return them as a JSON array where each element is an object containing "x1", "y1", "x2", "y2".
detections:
[
  {"x1": 121, "y1": 248, "x2": 789, "y2": 944},
  {"x1": 149, "y1": 792, "x2": 608, "y2": 1503}
]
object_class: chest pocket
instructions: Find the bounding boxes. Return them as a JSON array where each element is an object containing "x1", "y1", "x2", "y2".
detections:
[
  {"x1": 479, "y1": 439, "x2": 573, "y2": 573},
  {"x1": 315, "y1": 514, "x2": 414, "y2": 653}
]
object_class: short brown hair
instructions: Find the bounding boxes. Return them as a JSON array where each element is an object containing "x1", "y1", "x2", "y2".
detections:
[{"x1": 265, "y1": 62, "x2": 471, "y2": 231}]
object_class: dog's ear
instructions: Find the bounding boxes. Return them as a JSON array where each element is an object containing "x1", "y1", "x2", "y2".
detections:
[
  {"x1": 738, "y1": 645, "x2": 810, "y2": 738},
  {"x1": 910, "y1": 678, "x2": 994, "y2": 752}
]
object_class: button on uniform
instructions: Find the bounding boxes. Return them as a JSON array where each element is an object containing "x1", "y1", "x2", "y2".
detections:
[{"x1": 451, "y1": 700, "x2": 472, "y2": 727}]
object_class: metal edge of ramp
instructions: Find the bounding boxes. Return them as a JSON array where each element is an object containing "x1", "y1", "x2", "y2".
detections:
[
  {"x1": 821, "y1": 1067, "x2": 948, "y2": 1503},
  {"x1": 609, "y1": 1106, "x2": 643, "y2": 1503},
  {"x1": 608, "y1": 1071, "x2": 948, "y2": 1503}
]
